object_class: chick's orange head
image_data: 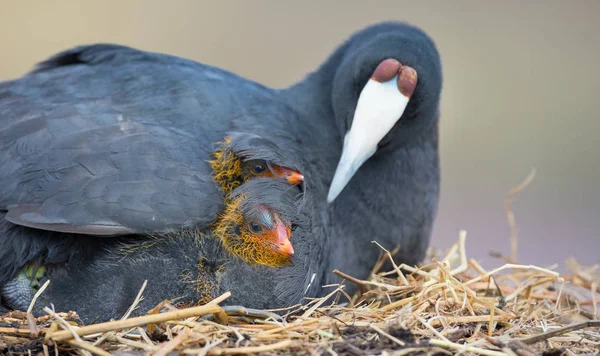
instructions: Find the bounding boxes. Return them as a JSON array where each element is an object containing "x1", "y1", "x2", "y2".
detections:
[
  {"x1": 240, "y1": 159, "x2": 304, "y2": 186},
  {"x1": 210, "y1": 136, "x2": 303, "y2": 195},
  {"x1": 214, "y1": 196, "x2": 294, "y2": 267}
]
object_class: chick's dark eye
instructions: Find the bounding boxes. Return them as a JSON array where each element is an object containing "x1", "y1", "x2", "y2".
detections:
[
  {"x1": 252, "y1": 162, "x2": 267, "y2": 174},
  {"x1": 250, "y1": 222, "x2": 263, "y2": 233}
]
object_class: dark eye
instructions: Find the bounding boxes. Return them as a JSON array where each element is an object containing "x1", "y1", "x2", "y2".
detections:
[
  {"x1": 252, "y1": 162, "x2": 267, "y2": 174},
  {"x1": 250, "y1": 222, "x2": 263, "y2": 233},
  {"x1": 291, "y1": 224, "x2": 298, "y2": 232}
]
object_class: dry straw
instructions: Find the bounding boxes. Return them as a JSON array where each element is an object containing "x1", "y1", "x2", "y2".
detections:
[{"x1": 1, "y1": 170, "x2": 598, "y2": 355}]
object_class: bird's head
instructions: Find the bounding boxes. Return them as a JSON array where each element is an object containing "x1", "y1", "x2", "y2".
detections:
[
  {"x1": 240, "y1": 159, "x2": 304, "y2": 186},
  {"x1": 325, "y1": 22, "x2": 443, "y2": 202},
  {"x1": 212, "y1": 190, "x2": 294, "y2": 267},
  {"x1": 210, "y1": 133, "x2": 303, "y2": 195}
]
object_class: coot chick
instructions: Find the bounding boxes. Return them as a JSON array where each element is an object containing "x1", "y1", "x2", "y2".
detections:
[{"x1": 3, "y1": 178, "x2": 301, "y2": 322}]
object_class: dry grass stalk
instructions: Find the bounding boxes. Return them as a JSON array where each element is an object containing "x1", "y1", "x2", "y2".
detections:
[
  {"x1": 27, "y1": 279, "x2": 50, "y2": 315},
  {"x1": 505, "y1": 168, "x2": 536, "y2": 263},
  {"x1": 48, "y1": 292, "x2": 230, "y2": 342}
]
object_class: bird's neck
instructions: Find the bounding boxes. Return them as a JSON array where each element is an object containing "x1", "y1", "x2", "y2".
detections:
[
  {"x1": 322, "y1": 130, "x2": 439, "y2": 285},
  {"x1": 281, "y1": 78, "x2": 439, "y2": 292}
]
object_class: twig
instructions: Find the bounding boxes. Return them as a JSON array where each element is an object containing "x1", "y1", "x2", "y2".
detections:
[
  {"x1": 371, "y1": 241, "x2": 409, "y2": 285},
  {"x1": 181, "y1": 337, "x2": 226, "y2": 355},
  {"x1": 113, "y1": 335, "x2": 158, "y2": 351},
  {"x1": 152, "y1": 332, "x2": 185, "y2": 356},
  {"x1": 65, "y1": 340, "x2": 111, "y2": 356},
  {"x1": 428, "y1": 339, "x2": 506, "y2": 356},
  {"x1": 94, "y1": 284, "x2": 148, "y2": 348},
  {"x1": 505, "y1": 168, "x2": 536, "y2": 263},
  {"x1": 26, "y1": 313, "x2": 39, "y2": 338},
  {"x1": 592, "y1": 282, "x2": 598, "y2": 318},
  {"x1": 465, "y1": 263, "x2": 559, "y2": 286},
  {"x1": 208, "y1": 292, "x2": 231, "y2": 306},
  {"x1": 220, "y1": 306, "x2": 282, "y2": 322},
  {"x1": 484, "y1": 336, "x2": 537, "y2": 356},
  {"x1": 518, "y1": 320, "x2": 600, "y2": 345},
  {"x1": 255, "y1": 320, "x2": 318, "y2": 338},
  {"x1": 395, "y1": 347, "x2": 452, "y2": 355},
  {"x1": 381, "y1": 296, "x2": 416, "y2": 312},
  {"x1": 333, "y1": 270, "x2": 366, "y2": 287},
  {"x1": 207, "y1": 339, "x2": 293, "y2": 355},
  {"x1": 48, "y1": 292, "x2": 230, "y2": 342},
  {"x1": 450, "y1": 231, "x2": 469, "y2": 275},
  {"x1": 44, "y1": 307, "x2": 108, "y2": 356},
  {"x1": 27, "y1": 280, "x2": 50, "y2": 314},
  {"x1": 427, "y1": 315, "x2": 509, "y2": 327},
  {"x1": 370, "y1": 324, "x2": 406, "y2": 346},
  {"x1": 416, "y1": 316, "x2": 449, "y2": 342},
  {"x1": 121, "y1": 280, "x2": 147, "y2": 320},
  {"x1": 299, "y1": 285, "x2": 343, "y2": 319}
]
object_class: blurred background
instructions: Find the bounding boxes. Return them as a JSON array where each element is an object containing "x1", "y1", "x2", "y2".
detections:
[{"x1": 1, "y1": 1, "x2": 598, "y2": 269}]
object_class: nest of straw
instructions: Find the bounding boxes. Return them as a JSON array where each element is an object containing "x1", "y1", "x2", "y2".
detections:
[
  {"x1": 1, "y1": 171, "x2": 599, "y2": 355},
  {"x1": 1, "y1": 231, "x2": 598, "y2": 356}
]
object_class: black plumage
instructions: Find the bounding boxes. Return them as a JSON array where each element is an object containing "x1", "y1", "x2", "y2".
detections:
[
  {"x1": 0, "y1": 22, "x2": 442, "y2": 322},
  {"x1": 13, "y1": 179, "x2": 305, "y2": 323}
]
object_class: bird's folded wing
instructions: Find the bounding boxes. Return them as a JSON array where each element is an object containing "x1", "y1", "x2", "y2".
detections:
[{"x1": 0, "y1": 44, "x2": 227, "y2": 235}]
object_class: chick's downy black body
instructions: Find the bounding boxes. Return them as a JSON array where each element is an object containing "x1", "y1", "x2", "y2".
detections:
[
  {"x1": 4, "y1": 179, "x2": 304, "y2": 323},
  {"x1": 0, "y1": 22, "x2": 443, "y2": 320}
]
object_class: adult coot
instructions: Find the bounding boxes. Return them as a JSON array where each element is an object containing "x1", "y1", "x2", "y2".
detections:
[{"x1": 0, "y1": 22, "x2": 442, "y2": 320}]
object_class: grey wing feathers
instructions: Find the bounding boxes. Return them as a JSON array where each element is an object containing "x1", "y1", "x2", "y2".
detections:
[
  {"x1": 0, "y1": 117, "x2": 221, "y2": 234},
  {"x1": 29, "y1": 44, "x2": 197, "y2": 74},
  {"x1": 0, "y1": 45, "x2": 225, "y2": 235}
]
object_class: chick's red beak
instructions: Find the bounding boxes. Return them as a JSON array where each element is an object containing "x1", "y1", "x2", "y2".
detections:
[
  {"x1": 276, "y1": 166, "x2": 304, "y2": 185},
  {"x1": 274, "y1": 214, "x2": 294, "y2": 256}
]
